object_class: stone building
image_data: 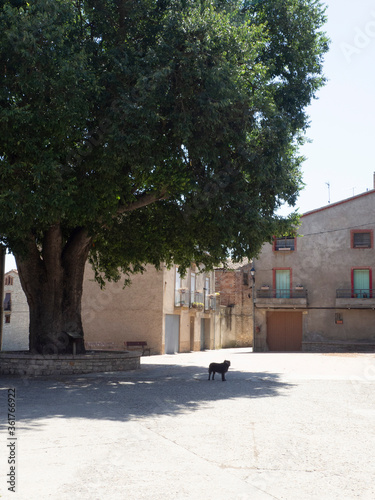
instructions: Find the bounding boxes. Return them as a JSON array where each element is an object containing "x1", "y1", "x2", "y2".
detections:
[
  {"x1": 253, "y1": 188, "x2": 375, "y2": 352},
  {"x1": 1, "y1": 270, "x2": 29, "y2": 351},
  {"x1": 82, "y1": 264, "x2": 221, "y2": 354},
  {"x1": 215, "y1": 260, "x2": 254, "y2": 348}
]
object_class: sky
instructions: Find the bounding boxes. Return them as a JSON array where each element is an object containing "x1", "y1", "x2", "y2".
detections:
[
  {"x1": 282, "y1": 0, "x2": 375, "y2": 215},
  {"x1": 5, "y1": 0, "x2": 375, "y2": 272}
]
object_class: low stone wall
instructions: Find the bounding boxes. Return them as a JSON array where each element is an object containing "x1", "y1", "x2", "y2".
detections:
[
  {"x1": 0, "y1": 351, "x2": 141, "y2": 376},
  {"x1": 303, "y1": 341, "x2": 375, "y2": 353}
]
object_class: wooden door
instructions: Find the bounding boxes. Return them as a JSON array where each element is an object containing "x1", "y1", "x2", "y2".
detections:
[{"x1": 267, "y1": 311, "x2": 302, "y2": 351}]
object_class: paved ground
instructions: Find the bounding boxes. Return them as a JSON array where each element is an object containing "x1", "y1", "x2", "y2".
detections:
[{"x1": 1, "y1": 348, "x2": 375, "y2": 500}]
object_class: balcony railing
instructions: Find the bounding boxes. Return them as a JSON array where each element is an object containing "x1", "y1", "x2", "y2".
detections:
[
  {"x1": 191, "y1": 291, "x2": 204, "y2": 310},
  {"x1": 336, "y1": 289, "x2": 374, "y2": 299},
  {"x1": 175, "y1": 290, "x2": 190, "y2": 307},
  {"x1": 256, "y1": 288, "x2": 307, "y2": 299},
  {"x1": 175, "y1": 290, "x2": 218, "y2": 311},
  {"x1": 255, "y1": 288, "x2": 307, "y2": 309},
  {"x1": 208, "y1": 294, "x2": 220, "y2": 311}
]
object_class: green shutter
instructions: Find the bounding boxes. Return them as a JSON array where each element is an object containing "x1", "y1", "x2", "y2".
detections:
[
  {"x1": 353, "y1": 269, "x2": 370, "y2": 298},
  {"x1": 275, "y1": 270, "x2": 290, "y2": 298}
]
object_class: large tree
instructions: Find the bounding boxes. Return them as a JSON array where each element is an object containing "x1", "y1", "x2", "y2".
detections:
[{"x1": 0, "y1": 0, "x2": 328, "y2": 354}]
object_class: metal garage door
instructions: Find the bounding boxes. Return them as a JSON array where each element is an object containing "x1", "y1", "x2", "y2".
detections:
[
  {"x1": 165, "y1": 314, "x2": 180, "y2": 354},
  {"x1": 266, "y1": 311, "x2": 302, "y2": 351}
]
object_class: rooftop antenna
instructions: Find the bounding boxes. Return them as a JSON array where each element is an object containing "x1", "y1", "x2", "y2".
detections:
[{"x1": 325, "y1": 182, "x2": 330, "y2": 204}]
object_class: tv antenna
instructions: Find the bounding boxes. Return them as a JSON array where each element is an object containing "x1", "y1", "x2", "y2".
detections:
[{"x1": 325, "y1": 182, "x2": 330, "y2": 204}]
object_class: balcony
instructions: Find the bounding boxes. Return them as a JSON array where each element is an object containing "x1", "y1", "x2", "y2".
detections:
[
  {"x1": 175, "y1": 289, "x2": 190, "y2": 308},
  {"x1": 208, "y1": 293, "x2": 220, "y2": 311},
  {"x1": 191, "y1": 291, "x2": 204, "y2": 311},
  {"x1": 174, "y1": 290, "x2": 218, "y2": 311},
  {"x1": 336, "y1": 289, "x2": 375, "y2": 309},
  {"x1": 255, "y1": 288, "x2": 307, "y2": 309}
]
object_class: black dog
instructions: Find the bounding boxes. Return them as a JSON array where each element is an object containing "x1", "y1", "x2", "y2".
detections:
[{"x1": 208, "y1": 360, "x2": 231, "y2": 381}]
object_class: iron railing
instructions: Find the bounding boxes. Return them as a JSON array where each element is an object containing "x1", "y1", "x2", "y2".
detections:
[
  {"x1": 175, "y1": 290, "x2": 190, "y2": 307},
  {"x1": 336, "y1": 289, "x2": 374, "y2": 299},
  {"x1": 274, "y1": 238, "x2": 295, "y2": 251},
  {"x1": 191, "y1": 291, "x2": 204, "y2": 310},
  {"x1": 175, "y1": 290, "x2": 218, "y2": 310},
  {"x1": 256, "y1": 288, "x2": 307, "y2": 299}
]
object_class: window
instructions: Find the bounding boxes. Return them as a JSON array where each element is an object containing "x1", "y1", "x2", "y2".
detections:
[
  {"x1": 190, "y1": 272, "x2": 196, "y2": 306},
  {"x1": 351, "y1": 230, "x2": 373, "y2": 248},
  {"x1": 352, "y1": 268, "x2": 372, "y2": 298},
  {"x1": 175, "y1": 267, "x2": 182, "y2": 306},
  {"x1": 204, "y1": 277, "x2": 210, "y2": 310},
  {"x1": 5, "y1": 314, "x2": 10, "y2": 324},
  {"x1": 4, "y1": 276, "x2": 13, "y2": 286},
  {"x1": 273, "y1": 268, "x2": 291, "y2": 298},
  {"x1": 4, "y1": 293, "x2": 11, "y2": 311},
  {"x1": 273, "y1": 236, "x2": 296, "y2": 252}
]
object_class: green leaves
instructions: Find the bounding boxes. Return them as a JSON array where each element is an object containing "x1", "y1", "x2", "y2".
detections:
[{"x1": 0, "y1": 0, "x2": 328, "y2": 279}]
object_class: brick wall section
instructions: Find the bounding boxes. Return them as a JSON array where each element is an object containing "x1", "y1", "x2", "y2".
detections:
[
  {"x1": 216, "y1": 270, "x2": 236, "y2": 307},
  {"x1": 0, "y1": 352, "x2": 140, "y2": 376},
  {"x1": 215, "y1": 263, "x2": 253, "y2": 347}
]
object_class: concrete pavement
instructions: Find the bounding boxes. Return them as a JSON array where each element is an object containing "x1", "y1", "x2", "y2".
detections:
[{"x1": 1, "y1": 348, "x2": 375, "y2": 500}]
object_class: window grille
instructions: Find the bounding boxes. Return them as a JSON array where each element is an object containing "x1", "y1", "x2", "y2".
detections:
[
  {"x1": 353, "y1": 232, "x2": 371, "y2": 248},
  {"x1": 274, "y1": 237, "x2": 295, "y2": 251}
]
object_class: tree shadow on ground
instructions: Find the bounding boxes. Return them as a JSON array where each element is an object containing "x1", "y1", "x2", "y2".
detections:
[{"x1": 0, "y1": 362, "x2": 294, "y2": 430}]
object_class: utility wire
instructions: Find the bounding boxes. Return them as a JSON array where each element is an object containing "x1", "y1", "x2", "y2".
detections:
[{"x1": 298, "y1": 220, "x2": 375, "y2": 238}]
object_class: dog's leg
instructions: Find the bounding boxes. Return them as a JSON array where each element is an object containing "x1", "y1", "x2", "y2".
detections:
[
  {"x1": 222, "y1": 373, "x2": 226, "y2": 381},
  {"x1": 212, "y1": 371, "x2": 215, "y2": 380}
]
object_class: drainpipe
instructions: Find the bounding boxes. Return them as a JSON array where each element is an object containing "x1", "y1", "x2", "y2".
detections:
[
  {"x1": 250, "y1": 263, "x2": 256, "y2": 352},
  {"x1": 0, "y1": 245, "x2": 5, "y2": 350}
]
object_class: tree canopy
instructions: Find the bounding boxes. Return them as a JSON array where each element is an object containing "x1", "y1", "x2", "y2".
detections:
[{"x1": 0, "y1": 0, "x2": 328, "y2": 352}]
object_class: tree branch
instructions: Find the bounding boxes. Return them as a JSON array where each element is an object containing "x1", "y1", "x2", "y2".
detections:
[{"x1": 117, "y1": 189, "x2": 169, "y2": 215}]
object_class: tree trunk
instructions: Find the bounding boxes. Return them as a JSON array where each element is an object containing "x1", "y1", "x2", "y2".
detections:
[{"x1": 16, "y1": 226, "x2": 92, "y2": 354}]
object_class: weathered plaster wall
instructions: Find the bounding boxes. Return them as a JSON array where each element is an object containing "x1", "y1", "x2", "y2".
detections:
[
  {"x1": 82, "y1": 264, "x2": 164, "y2": 354},
  {"x1": 254, "y1": 190, "x2": 375, "y2": 350}
]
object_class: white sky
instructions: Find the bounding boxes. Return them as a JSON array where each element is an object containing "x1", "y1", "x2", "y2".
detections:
[
  {"x1": 282, "y1": 0, "x2": 375, "y2": 215},
  {"x1": 5, "y1": 0, "x2": 375, "y2": 272}
]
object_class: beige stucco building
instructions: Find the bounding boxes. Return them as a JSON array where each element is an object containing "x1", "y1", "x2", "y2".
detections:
[
  {"x1": 82, "y1": 264, "x2": 221, "y2": 354},
  {"x1": 1, "y1": 270, "x2": 29, "y2": 351},
  {"x1": 253, "y1": 189, "x2": 375, "y2": 352}
]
